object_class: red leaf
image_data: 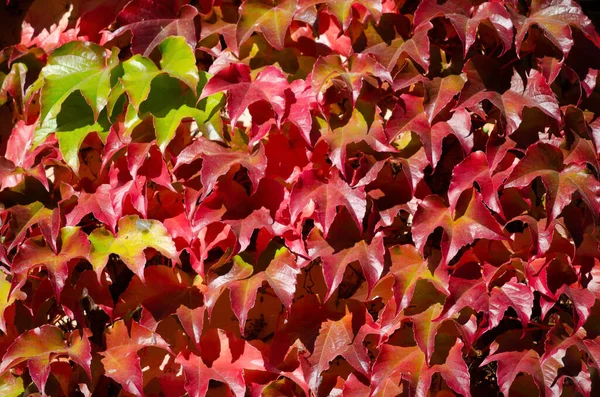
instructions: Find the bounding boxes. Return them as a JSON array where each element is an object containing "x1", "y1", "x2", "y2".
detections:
[
  {"x1": 311, "y1": 54, "x2": 391, "y2": 109},
  {"x1": 371, "y1": 339, "x2": 471, "y2": 397},
  {"x1": 65, "y1": 184, "x2": 119, "y2": 233},
  {"x1": 481, "y1": 349, "x2": 549, "y2": 396},
  {"x1": 448, "y1": 151, "x2": 503, "y2": 215},
  {"x1": 175, "y1": 135, "x2": 267, "y2": 199},
  {"x1": 307, "y1": 229, "x2": 384, "y2": 301},
  {"x1": 175, "y1": 330, "x2": 266, "y2": 397},
  {"x1": 0, "y1": 326, "x2": 91, "y2": 394},
  {"x1": 363, "y1": 21, "x2": 431, "y2": 71},
  {"x1": 423, "y1": 74, "x2": 466, "y2": 124},
  {"x1": 289, "y1": 169, "x2": 366, "y2": 236},
  {"x1": 236, "y1": 0, "x2": 297, "y2": 50},
  {"x1": 414, "y1": 0, "x2": 470, "y2": 49},
  {"x1": 228, "y1": 248, "x2": 301, "y2": 332},
  {"x1": 12, "y1": 227, "x2": 90, "y2": 298},
  {"x1": 200, "y1": 63, "x2": 287, "y2": 128},
  {"x1": 412, "y1": 190, "x2": 505, "y2": 265},
  {"x1": 104, "y1": 0, "x2": 198, "y2": 56},
  {"x1": 306, "y1": 310, "x2": 370, "y2": 391},
  {"x1": 505, "y1": 142, "x2": 600, "y2": 223},
  {"x1": 388, "y1": 244, "x2": 448, "y2": 312},
  {"x1": 488, "y1": 280, "x2": 534, "y2": 331},
  {"x1": 459, "y1": 68, "x2": 560, "y2": 135},
  {"x1": 386, "y1": 94, "x2": 430, "y2": 143},
  {"x1": 465, "y1": 2, "x2": 513, "y2": 56},
  {"x1": 512, "y1": 0, "x2": 600, "y2": 58},
  {"x1": 100, "y1": 321, "x2": 171, "y2": 397}
]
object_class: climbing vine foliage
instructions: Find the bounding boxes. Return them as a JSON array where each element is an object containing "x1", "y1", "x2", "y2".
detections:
[{"x1": 1, "y1": 0, "x2": 600, "y2": 396}]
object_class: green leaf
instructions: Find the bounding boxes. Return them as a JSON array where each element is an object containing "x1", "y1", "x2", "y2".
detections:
[
  {"x1": 0, "y1": 372, "x2": 24, "y2": 397},
  {"x1": 88, "y1": 215, "x2": 178, "y2": 283},
  {"x1": 121, "y1": 55, "x2": 161, "y2": 110},
  {"x1": 140, "y1": 73, "x2": 224, "y2": 151},
  {"x1": 158, "y1": 36, "x2": 199, "y2": 92},
  {"x1": 53, "y1": 92, "x2": 111, "y2": 171},
  {"x1": 122, "y1": 36, "x2": 199, "y2": 111},
  {"x1": 139, "y1": 74, "x2": 198, "y2": 150},
  {"x1": 39, "y1": 41, "x2": 118, "y2": 124}
]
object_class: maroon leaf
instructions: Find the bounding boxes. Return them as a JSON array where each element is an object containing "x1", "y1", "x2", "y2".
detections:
[
  {"x1": 412, "y1": 190, "x2": 506, "y2": 265},
  {"x1": 512, "y1": 0, "x2": 600, "y2": 58},
  {"x1": 289, "y1": 169, "x2": 366, "y2": 235},
  {"x1": 103, "y1": 0, "x2": 198, "y2": 56},
  {"x1": 505, "y1": 142, "x2": 600, "y2": 223},
  {"x1": 448, "y1": 151, "x2": 503, "y2": 215}
]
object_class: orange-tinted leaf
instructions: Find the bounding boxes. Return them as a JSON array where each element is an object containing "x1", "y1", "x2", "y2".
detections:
[
  {"x1": 176, "y1": 330, "x2": 265, "y2": 397},
  {"x1": 100, "y1": 321, "x2": 171, "y2": 397}
]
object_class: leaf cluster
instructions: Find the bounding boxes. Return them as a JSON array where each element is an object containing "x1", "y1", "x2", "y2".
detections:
[{"x1": 0, "y1": 0, "x2": 600, "y2": 396}]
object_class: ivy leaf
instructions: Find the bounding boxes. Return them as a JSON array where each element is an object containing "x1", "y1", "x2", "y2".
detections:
[
  {"x1": 200, "y1": 63, "x2": 287, "y2": 127},
  {"x1": 386, "y1": 94, "x2": 430, "y2": 143},
  {"x1": 228, "y1": 248, "x2": 301, "y2": 332},
  {"x1": 176, "y1": 305, "x2": 205, "y2": 351},
  {"x1": 512, "y1": 0, "x2": 600, "y2": 58},
  {"x1": 237, "y1": 0, "x2": 297, "y2": 50},
  {"x1": 311, "y1": 54, "x2": 391, "y2": 108},
  {"x1": 423, "y1": 74, "x2": 465, "y2": 124},
  {"x1": 424, "y1": 108, "x2": 473, "y2": 168},
  {"x1": 4, "y1": 201, "x2": 55, "y2": 253},
  {"x1": 289, "y1": 169, "x2": 366, "y2": 236},
  {"x1": 307, "y1": 311, "x2": 370, "y2": 391},
  {"x1": 505, "y1": 142, "x2": 600, "y2": 224},
  {"x1": 448, "y1": 151, "x2": 503, "y2": 215},
  {"x1": 371, "y1": 339, "x2": 471, "y2": 397},
  {"x1": 411, "y1": 303, "x2": 443, "y2": 365},
  {"x1": 0, "y1": 326, "x2": 91, "y2": 394},
  {"x1": 326, "y1": 0, "x2": 382, "y2": 31},
  {"x1": 465, "y1": 2, "x2": 513, "y2": 56},
  {"x1": 363, "y1": 20, "x2": 432, "y2": 71},
  {"x1": 115, "y1": 266, "x2": 203, "y2": 321},
  {"x1": 413, "y1": 0, "x2": 470, "y2": 48},
  {"x1": 12, "y1": 227, "x2": 90, "y2": 298},
  {"x1": 105, "y1": 1, "x2": 199, "y2": 56},
  {"x1": 319, "y1": 107, "x2": 393, "y2": 176},
  {"x1": 0, "y1": 272, "x2": 26, "y2": 334},
  {"x1": 174, "y1": 135, "x2": 267, "y2": 199},
  {"x1": 0, "y1": 372, "x2": 24, "y2": 397},
  {"x1": 481, "y1": 349, "x2": 550, "y2": 397},
  {"x1": 488, "y1": 280, "x2": 534, "y2": 331},
  {"x1": 225, "y1": 207, "x2": 276, "y2": 252},
  {"x1": 412, "y1": 190, "x2": 506, "y2": 265},
  {"x1": 100, "y1": 320, "x2": 171, "y2": 397},
  {"x1": 388, "y1": 245, "x2": 447, "y2": 313},
  {"x1": 307, "y1": 229, "x2": 385, "y2": 301},
  {"x1": 137, "y1": 73, "x2": 223, "y2": 151},
  {"x1": 459, "y1": 68, "x2": 560, "y2": 135},
  {"x1": 122, "y1": 36, "x2": 199, "y2": 110},
  {"x1": 88, "y1": 215, "x2": 178, "y2": 283},
  {"x1": 437, "y1": 276, "x2": 489, "y2": 323},
  {"x1": 38, "y1": 41, "x2": 118, "y2": 131},
  {"x1": 175, "y1": 330, "x2": 266, "y2": 397},
  {"x1": 65, "y1": 184, "x2": 119, "y2": 233}
]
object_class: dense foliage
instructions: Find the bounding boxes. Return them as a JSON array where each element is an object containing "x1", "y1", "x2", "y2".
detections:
[{"x1": 1, "y1": 0, "x2": 600, "y2": 395}]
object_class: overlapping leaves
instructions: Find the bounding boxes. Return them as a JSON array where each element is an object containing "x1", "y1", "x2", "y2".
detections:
[{"x1": 1, "y1": 0, "x2": 600, "y2": 396}]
